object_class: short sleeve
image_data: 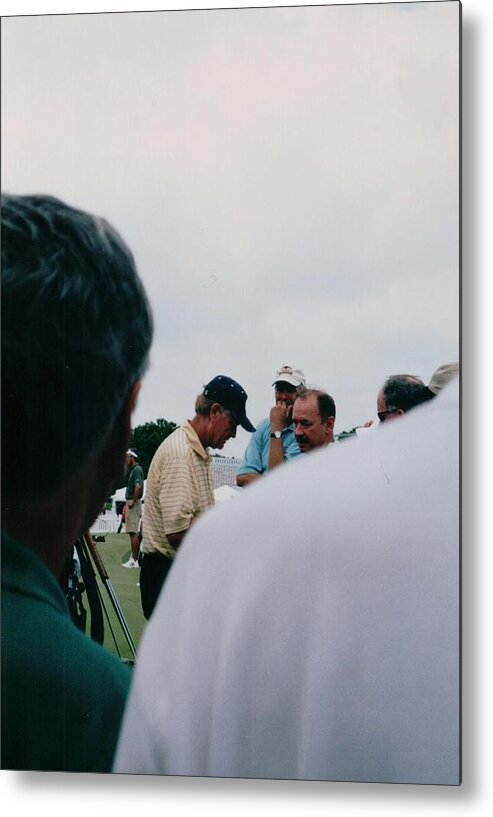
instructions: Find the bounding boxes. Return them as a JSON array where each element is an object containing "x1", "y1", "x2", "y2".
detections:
[
  {"x1": 236, "y1": 425, "x2": 265, "y2": 476},
  {"x1": 159, "y1": 457, "x2": 195, "y2": 535}
]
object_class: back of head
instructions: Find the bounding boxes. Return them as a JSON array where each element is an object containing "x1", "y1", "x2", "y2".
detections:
[
  {"x1": 1, "y1": 194, "x2": 153, "y2": 503},
  {"x1": 382, "y1": 374, "x2": 433, "y2": 413},
  {"x1": 315, "y1": 389, "x2": 336, "y2": 422}
]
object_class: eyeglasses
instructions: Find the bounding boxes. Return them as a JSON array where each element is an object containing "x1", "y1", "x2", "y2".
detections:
[{"x1": 377, "y1": 407, "x2": 400, "y2": 422}]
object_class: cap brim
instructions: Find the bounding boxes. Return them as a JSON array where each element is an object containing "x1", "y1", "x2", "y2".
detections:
[
  {"x1": 272, "y1": 377, "x2": 302, "y2": 387},
  {"x1": 230, "y1": 410, "x2": 256, "y2": 433}
]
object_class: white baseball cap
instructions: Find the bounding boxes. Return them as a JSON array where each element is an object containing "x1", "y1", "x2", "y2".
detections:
[{"x1": 272, "y1": 365, "x2": 306, "y2": 388}]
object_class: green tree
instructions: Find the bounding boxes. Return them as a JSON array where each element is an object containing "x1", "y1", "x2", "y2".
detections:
[{"x1": 130, "y1": 418, "x2": 177, "y2": 478}]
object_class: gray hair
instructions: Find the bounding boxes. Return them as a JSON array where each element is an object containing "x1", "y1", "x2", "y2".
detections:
[
  {"x1": 195, "y1": 392, "x2": 229, "y2": 417},
  {"x1": 382, "y1": 374, "x2": 432, "y2": 413},
  {"x1": 1, "y1": 194, "x2": 153, "y2": 501}
]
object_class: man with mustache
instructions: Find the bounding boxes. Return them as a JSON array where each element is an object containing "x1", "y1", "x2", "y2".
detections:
[{"x1": 292, "y1": 389, "x2": 336, "y2": 453}]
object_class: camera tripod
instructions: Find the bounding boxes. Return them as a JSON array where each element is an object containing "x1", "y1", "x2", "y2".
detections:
[{"x1": 66, "y1": 531, "x2": 137, "y2": 665}]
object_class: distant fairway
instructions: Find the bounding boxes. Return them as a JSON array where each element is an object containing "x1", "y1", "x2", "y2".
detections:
[{"x1": 85, "y1": 533, "x2": 147, "y2": 664}]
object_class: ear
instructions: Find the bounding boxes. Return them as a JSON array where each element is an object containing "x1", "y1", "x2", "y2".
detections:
[
  {"x1": 102, "y1": 381, "x2": 141, "y2": 484},
  {"x1": 209, "y1": 402, "x2": 222, "y2": 420},
  {"x1": 327, "y1": 416, "x2": 335, "y2": 431}
]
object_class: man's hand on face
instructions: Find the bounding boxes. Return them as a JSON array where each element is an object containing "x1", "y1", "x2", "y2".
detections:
[{"x1": 270, "y1": 400, "x2": 293, "y2": 432}]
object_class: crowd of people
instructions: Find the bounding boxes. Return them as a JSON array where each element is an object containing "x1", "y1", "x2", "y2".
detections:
[
  {"x1": 1, "y1": 194, "x2": 460, "y2": 784},
  {"x1": 125, "y1": 360, "x2": 458, "y2": 620}
]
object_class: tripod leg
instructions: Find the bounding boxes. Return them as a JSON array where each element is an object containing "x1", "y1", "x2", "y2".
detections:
[
  {"x1": 75, "y1": 539, "x2": 104, "y2": 644},
  {"x1": 82, "y1": 532, "x2": 137, "y2": 660},
  {"x1": 93, "y1": 579, "x2": 124, "y2": 660}
]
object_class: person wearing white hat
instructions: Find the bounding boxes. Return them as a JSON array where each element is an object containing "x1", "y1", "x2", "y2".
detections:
[
  {"x1": 122, "y1": 449, "x2": 144, "y2": 568},
  {"x1": 236, "y1": 364, "x2": 306, "y2": 487}
]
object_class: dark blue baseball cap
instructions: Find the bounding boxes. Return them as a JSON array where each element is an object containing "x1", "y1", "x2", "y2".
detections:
[{"x1": 203, "y1": 375, "x2": 255, "y2": 433}]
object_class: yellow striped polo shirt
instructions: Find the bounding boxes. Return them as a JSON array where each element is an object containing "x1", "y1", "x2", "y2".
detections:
[{"x1": 141, "y1": 421, "x2": 214, "y2": 559}]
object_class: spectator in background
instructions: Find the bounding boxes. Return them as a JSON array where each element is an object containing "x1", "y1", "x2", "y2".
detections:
[
  {"x1": 236, "y1": 364, "x2": 306, "y2": 486},
  {"x1": 377, "y1": 373, "x2": 432, "y2": 424},
  {"x1": 139, "y1": 375, "x2": 255, "y2": 620},
  {"x1": 292, "y1": 389, "x2": 336, "y2": 452},
  {"x1": 122, "y1": 449, "x2": 144, "y2": 569},
  {"x1": 1, "y1": 193, "x2": 153, "y2": 772}
]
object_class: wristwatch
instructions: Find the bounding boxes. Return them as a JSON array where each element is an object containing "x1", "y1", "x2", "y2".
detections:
[{"x1": 270, "y1": 430, "x2": 282, "y2": 439}]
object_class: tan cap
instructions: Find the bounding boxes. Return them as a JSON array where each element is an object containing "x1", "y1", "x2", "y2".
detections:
[{"x1": 428, "y1": 362, "x2": 459, "y2": 395}]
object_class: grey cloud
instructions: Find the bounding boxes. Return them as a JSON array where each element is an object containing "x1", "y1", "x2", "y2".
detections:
[{"x1": 2, "y1": 2, "x2": 459, "y2": 451}]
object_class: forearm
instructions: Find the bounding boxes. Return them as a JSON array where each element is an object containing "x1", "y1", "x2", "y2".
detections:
[
  {"x1": 236, "y1": 472, "x2": 261, "y2": 487},
  {"x1": 268, "y1": 402, "x2": 291, "y2": 471},
  {"x1": 268, "y1": 437, "x2": 286, "y2": 470},
  {"x1": 166, "y1": 528, "x2": 188, "y2": 549}
]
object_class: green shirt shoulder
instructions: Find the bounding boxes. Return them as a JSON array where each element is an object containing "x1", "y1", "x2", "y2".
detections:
[
  {"x1": 1, "y1": 534, "x2": 131, "y2": 772},
  {"x1": 126, "y1": 463, "x2": 144, "y2": 500}
]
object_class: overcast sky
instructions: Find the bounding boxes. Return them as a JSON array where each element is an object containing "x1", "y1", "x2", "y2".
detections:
[{"x1": 1, "y1": 1, "x2": 460, "y2": 458}]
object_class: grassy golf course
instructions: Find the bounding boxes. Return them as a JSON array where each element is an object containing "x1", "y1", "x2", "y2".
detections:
[{"x1": 85, "y1": 532, "x2": 147, "y2": 664}]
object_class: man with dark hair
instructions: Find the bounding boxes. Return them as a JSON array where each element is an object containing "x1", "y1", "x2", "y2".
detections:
[
  {"x1": 139, "y1": 375, "x2": 255, "y2": 620},
  {"x1": 236, "y1": 364, "x2": 306, "y2": 486},
  {"x1": 1, "y1": 193, "x2": 153, "y2": 772},
  {"x1": 377, "y1": 374, "x2": 432, "y2": 423},
  {"x1": 292, "y1": 389, "x2": 336, "y2": 453},
  {"x1": 122, "y1": 449, "x2": 145, "y2": 568}
]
